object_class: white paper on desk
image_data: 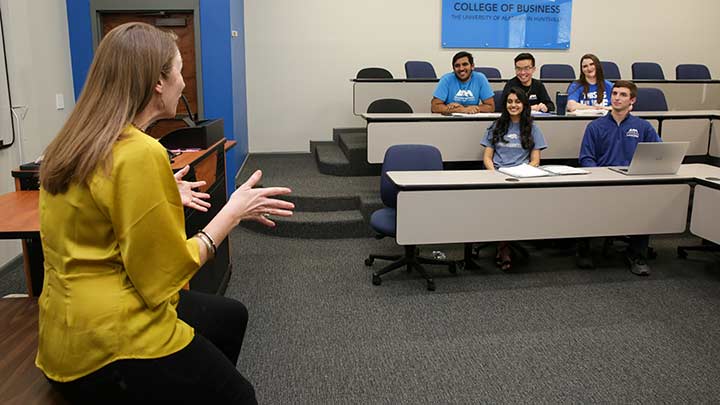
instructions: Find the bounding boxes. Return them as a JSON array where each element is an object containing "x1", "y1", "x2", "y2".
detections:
[
  {"x1": 567, "y1": 109, "x2": 608, "y2": 116},
  {"x1": 531, "y1": 111, "x2": 552, "y2": 116},
  {"x1": 498, "y1": 163, "x2": 550, "y2": 178},
  {"x1": 451, "y1": 112, "x2": 500, "y2": 117},
  {"x1": 539, "y1": 165, "x2": 590, "y2": 175}
]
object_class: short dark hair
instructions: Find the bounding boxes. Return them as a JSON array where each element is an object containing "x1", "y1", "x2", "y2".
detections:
[
  {"x1": 452, "y1": 51, "x2": 474, "y2": 66},
  {"x1": 612, "y1": 80, "x2": 638, "y2": 98},
  {"x1": 514, "y1": 53, "x2": 535, "y2": 66}
]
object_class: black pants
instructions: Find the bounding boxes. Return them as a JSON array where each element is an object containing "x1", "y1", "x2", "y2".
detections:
[{"x1": 49, "y1": 290, "x2": 257, "y2": 404}]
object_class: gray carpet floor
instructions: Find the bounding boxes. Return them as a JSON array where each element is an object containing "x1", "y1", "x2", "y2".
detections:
[{"x1": 227, "y1": 228, "x2": 720, "y2": 404}]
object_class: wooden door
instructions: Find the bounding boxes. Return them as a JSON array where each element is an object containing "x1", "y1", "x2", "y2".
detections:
[{"x1": 100, "y1": 12, "x2": 198, "y2": 138}]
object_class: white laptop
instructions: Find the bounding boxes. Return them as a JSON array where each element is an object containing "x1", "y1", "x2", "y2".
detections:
[{"x1": 608, "y1": 142, "x2": 689, "y2": 175}]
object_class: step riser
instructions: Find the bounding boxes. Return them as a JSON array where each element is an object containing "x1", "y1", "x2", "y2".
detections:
[
  {"x1": 283, "y1": 195, "x2": 359, "y2": 212},
  {"x1": 241, "y1": 219, "x2": 373, "y2": 239}
]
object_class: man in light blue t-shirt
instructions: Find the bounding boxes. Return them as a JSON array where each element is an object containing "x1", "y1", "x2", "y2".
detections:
[{"x1": 431, "y1": 51, "x2": 495, "y2": 114}]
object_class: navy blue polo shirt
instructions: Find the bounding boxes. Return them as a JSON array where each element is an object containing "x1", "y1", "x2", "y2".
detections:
[{"x1": 579, "y1": 113, "x2": 661, "y2": 167}]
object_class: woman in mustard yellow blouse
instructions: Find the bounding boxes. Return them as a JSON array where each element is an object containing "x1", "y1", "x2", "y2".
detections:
[{"x1": 36, "y1": 22, "x2": 293, "y2": 404}]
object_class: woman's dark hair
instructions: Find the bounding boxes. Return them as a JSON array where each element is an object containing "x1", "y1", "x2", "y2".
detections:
[
  {"x1": 576, "y1": 53, "x2": 606, "y2": 105},
  {"x1": 490, "y1": 87, "x2": 534, "y2": 150}
]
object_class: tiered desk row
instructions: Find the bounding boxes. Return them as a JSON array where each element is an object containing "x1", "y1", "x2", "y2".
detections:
[
  {"x1": 352, "y1": 78, "x2": 720, "y2": 115},
  {"x1": 389, "y1": 164, "x2": 720, "y2": 247},
  {"x1": 363, "y1": 111, "x2": 720, "y2": 164}
]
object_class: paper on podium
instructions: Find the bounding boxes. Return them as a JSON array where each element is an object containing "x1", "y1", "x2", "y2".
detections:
[{"x1": 498, "y1": 163, "x2": 550, "y2": 178}]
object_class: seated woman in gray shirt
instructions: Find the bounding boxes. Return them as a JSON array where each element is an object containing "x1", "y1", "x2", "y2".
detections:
[{"x1": 481, "y1": 87, "x2": 547, "y2": 271}]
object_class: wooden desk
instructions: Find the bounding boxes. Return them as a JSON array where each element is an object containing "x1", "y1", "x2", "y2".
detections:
[
  {"x1": 388, "y1": 164, "x2": 720, "y2": 246},
  {"x1": 0, "y1": 192, "x2": 42, "y2": 296},
  {"x1": 352, "y1": 78, "x2": 720, "y2": 115},
  {"x1": 0, "y1": 298, "x2": 66, "y2": 404},
  {"x1": 8, "y1": 139, "x2": 236, "y2": 297},
  {"x1": 363, "y1": 111, "x2": 719, "y2": 164}
]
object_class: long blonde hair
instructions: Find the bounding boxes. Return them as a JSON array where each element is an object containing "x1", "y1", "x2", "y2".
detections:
[{"x1": 40, "y1": 22, "x2": 177, "y2": 194}]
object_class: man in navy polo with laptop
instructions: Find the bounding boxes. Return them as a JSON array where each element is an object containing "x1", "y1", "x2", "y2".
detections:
[
  {"x1": 577, "y1": 80, "x2": 661, "y2": 275},
  {"x1": 431, "y1": 51, "x2": 495, "y2": 114}
]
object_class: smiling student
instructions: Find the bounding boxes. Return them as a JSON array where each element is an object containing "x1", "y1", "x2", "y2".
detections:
[
  {"x1": 481, "y1": 87, "x2": 547, "y2": 270},
  {"x1": 502, "y1": 53, "x2": 555, "y2": 112},
  {"x1": 567, "y1": 53, "x2": 614, "y2": 112},
  {"x1": 431, "y1": 51, "x2": 495, "y2": 114},
  {"x1": 577, "y1": 80, "x2": 661, "y2": 275}
]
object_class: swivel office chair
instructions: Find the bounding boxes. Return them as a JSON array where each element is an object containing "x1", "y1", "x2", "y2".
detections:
[
  {"x1": 367, "y1": 99, "x2": 413, "y2": 114},
  {"x1": 633, "y1": 88, "x2": 668, "y2": 111},
  {"x1": 632, "y1": 62, "x2": 665, "y2": 80},
  {"x1": 675, "y1": 64, "x2": 711, "y2": 80},
  {"x1": 540, "y1": 64, "x2": 576, "y2": 79},
  {"x1": 677, "y1": 240, "x2": 720, "y2": 259},
  {"x1": 365, "y1": 144, "x2": 457, "y2": 291},
  {"x1": 493, "y1": 90, "x2": 503, "y2": 113},
  {"x1": 356, "y1": 67, "x2": 393, "y2": 79},
  {"x1": 474, "y1": 67, "x2": 502, "y2": 79},
  {"x1": 404, "y1": 61, "x2": 437, "y2": 79},
  {"x1": 600, "y1": 61, "x2": 621, "y2": 80}
]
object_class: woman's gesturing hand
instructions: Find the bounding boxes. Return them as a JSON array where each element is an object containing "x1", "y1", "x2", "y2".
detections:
[
  {"x1": 174, "y1": 165, "x2": 212, "y2": 212},
  {"x1": 228, "y1": 170, "x2": 294, "y2": 227}
]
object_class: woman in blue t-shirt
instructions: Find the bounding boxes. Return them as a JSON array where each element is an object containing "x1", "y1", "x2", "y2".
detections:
[
  {"x1": 567, "y1": 53, "x2": 614, "y2": 112},
  {"x1": 481, "y1": 87, "x2": 547, "y2": 270}
]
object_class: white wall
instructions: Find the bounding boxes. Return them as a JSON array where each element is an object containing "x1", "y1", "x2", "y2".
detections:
[
  {"x1": 245, "y1": 0, "x2": 720, "y2": 152},
  {"x1": 0, "y1": 0, "x2": 74, "y2": 268}
]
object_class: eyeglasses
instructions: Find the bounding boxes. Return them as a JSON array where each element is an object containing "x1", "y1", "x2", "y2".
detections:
[{"x1": 514, "y1": 66, "x2": 535, "y2": 72}]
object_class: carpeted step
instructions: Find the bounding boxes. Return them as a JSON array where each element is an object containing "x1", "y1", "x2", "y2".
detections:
[
  {"x1": 314, "y1": 143, "x2": 354, "y2": 176},
  {"x1": 337, "y1": 132, "x2": 381, "y2": 176},
  {"x1": 332, "y1": 127, "x2": 367, "y2": 142},
  {"x1": 280, "y1": 194, "x2": 359, "y2": 213},
  {"x1": 241, "y1": 209, "x2": 373, "y2": 239},
  {"x1": 358, "y1": 194, "x2": 383, "y2": 222}
]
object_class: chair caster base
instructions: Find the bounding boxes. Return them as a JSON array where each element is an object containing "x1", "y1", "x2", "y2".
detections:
[
  {"x1": 426, "y1": 279, "x2": 436, "y2": 291},
  {"x1": 365, "y1": 258, "x2": 374, "y2": 266},
  {"x1": 372, "y1": 274, "x2": 382, "y2": 286}
]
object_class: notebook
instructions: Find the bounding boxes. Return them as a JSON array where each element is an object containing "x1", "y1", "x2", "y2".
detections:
[{"x1": 608, "y1": 142, "x2": 689, "y2": 175}]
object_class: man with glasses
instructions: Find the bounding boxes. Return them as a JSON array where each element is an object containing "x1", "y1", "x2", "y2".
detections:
[
  {"x1": 432, "y1": 51, "x2": 495, "y2": 114},
  {"x1": 502, "y1": 53, "x2": 555, "y2": 113}
]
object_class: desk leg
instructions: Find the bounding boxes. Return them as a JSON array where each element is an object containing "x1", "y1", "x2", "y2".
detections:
[
  {"x1": 463, "y1": 243, "x2": 483, "y2": 270},
  {"x1": 21, "y1": 237, "x2": 44, "y2": 297}
]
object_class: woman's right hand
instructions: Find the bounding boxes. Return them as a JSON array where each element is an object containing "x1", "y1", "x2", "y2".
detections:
[{"x1": 227, "y1": 170, "x2": 294, "y2": 227}]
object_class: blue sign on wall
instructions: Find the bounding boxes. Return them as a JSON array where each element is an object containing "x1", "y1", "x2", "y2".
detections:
[{"x1": 442, "y1": 0, "x2": 573, "y2": 49}]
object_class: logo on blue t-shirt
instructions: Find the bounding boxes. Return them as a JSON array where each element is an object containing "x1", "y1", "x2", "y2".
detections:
[
  {"x1": 499, "y1": 133, "x2": 523, "y2": 148},
  {"x1": 454, "y1": 89, "x2": 475, "y2": 103},
  {"x1": 626, "y1": 128, "x2": 640, "y2": 138}
]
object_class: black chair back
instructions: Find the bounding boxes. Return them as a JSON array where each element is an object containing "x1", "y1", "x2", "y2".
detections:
[
  {"x1": 367, "y1": 99, "x2": 413, "y2": 114},
  {"x1": 356, "y1": 67, "x2": 393, "y2": 79}
]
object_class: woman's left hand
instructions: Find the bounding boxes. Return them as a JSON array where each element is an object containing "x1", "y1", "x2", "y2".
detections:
[{"x1": 174, "y1": 165, "x2": 211, "y2": 212}]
